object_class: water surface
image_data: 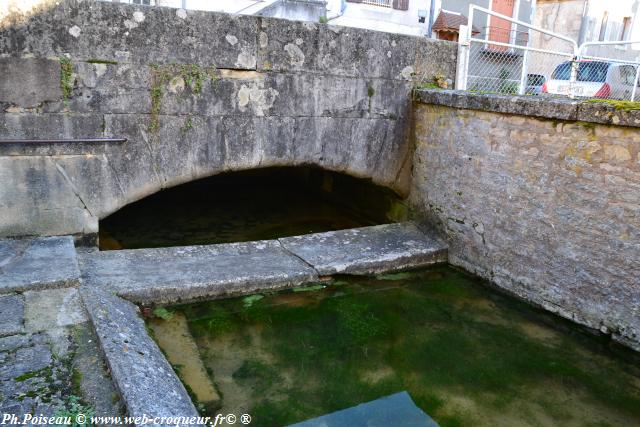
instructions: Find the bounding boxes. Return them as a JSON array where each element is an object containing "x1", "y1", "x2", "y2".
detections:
[{"x1": 152, "y1": 266, "x2": 640, "y2": 427}]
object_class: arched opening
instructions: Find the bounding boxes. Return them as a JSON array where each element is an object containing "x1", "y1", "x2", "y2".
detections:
[{"x1": 98, "y1": 167, "x2": 406, "y2": 250}]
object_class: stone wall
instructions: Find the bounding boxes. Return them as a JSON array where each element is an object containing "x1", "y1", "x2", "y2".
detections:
[
  {"x1": 0, "y1": 0, "x2": 457, "y2": 237},
  {"x1": 411, "y1": 90, "x2": 640, "y2": 350}
]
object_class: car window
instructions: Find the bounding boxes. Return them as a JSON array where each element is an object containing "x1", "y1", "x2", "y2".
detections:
[
  {"x1": 552, "y1": 61, "x2": 609, "y2": 82},
  {"x1": 620, "y1": 65, "x2": 637, "y2": 85}
]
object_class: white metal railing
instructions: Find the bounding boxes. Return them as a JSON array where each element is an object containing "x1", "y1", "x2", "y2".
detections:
[
  {"x1": 361, "y1": 0, "x2": 392, "y2": 8},
  {"x1": 578, "y1": 40, "x2": 640, "y2": 101},
  {"x1": 456, "y1": 4, "x2": 640, "y2": 101}
]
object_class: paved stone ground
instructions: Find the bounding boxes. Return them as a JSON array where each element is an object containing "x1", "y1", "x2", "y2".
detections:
[
  {"x1": 0, "y1": 236, "x2": 80, "y2": 293},
  {"x1": 0, "y1": 289, "x2": 123, "y2": 424}
]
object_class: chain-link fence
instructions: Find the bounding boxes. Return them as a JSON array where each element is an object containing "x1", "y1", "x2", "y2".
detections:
[
  {"x1": 457, "y1": 5, "x2": 640, "y2": 101},
  {"x1": 575, "y1": 41, "x2": 640, "y2": 101}
]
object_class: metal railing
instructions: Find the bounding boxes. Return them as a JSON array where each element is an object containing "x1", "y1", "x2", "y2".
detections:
[
  {"x1": 456, "y1": 5, "x2": 640, "y2": 101},
  {"x1": 0, "y1": 138, "x2": 127, "y2": 144}
]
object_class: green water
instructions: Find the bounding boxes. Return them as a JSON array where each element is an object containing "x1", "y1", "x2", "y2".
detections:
[{"x1": 153, "y1": 267, "x2": 640, "y2": 427}]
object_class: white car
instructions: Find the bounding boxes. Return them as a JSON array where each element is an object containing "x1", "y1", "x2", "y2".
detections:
[{"x1": 542, "y1": 61, "x2": 638, "y2": 100}]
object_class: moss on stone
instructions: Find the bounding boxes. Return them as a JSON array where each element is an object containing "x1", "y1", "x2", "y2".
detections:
[
  {"x1": 584, "y1": 99, "x2": 640, "y2": 111},
  {"x1": 149, "y1": 64, "x2": 218, "y2": 133},
  {"x1": 59, "y1": 57, "x2": 73, "y2": 102}
]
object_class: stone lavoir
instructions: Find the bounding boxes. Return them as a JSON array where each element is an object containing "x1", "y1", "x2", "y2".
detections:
[{"x1": 0, "y1": 0, "x2": 638, "y2": 425}]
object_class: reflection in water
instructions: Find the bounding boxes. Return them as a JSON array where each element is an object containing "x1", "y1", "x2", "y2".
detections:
[
  {"x1": 151, "y1": 266, "x2": 640, "y2": 427},
  {"x1": 99, "y1": 167, "x2": 403, "y2": 250}
]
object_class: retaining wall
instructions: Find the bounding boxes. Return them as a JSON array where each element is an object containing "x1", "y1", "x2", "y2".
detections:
[{"x1": 411, "y1": 90, "x2": 640, "y2": 350}]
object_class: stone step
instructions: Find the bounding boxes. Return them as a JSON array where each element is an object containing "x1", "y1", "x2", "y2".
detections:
[
  {"x1": 0, "y1": 236, "x2": 80, "y2": 294},
  {"x1": 79, "y1": 222, "x2": 447, "y2": 304}
]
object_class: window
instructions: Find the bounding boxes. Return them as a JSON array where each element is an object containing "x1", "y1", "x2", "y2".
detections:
[
  {"x1": 552, "y1": 61, "x2": 609, "y2": 82},
  {"x1": 620, "y1": 65, "x2": 637, "y2": 85},
  {"x1": 358, "y1": 0, "x2": 392, "y2": 7},
  {"x1": 621, "y1": 17, "x2": 632, "y2": 41},
  {"x1": 599, "y1": 11, "x2": 609, "y2": 41}
]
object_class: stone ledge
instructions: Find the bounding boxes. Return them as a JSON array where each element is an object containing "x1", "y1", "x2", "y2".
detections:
[
  {"x1": 0, "y1": 236, "x2": 81, "y2": 294},
  {"x1": 78, "y1": 223, "x2": 449, "y2": 304},
  {"x1": 78, "y1": 240, "x2": 320, "y2": 305},
  {"x1": 80, "y1": 287, "x2": 200, "y2": 427},
  {"x1": 415, "y1": 89, "x2": 640, "y2": 127},
  {"x1": 279, "y1": 222, "x2": 448, "y2": 275}
]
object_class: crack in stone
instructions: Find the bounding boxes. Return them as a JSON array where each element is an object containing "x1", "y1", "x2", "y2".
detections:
[
  {"x1": 53, "y1": 161, "x2": 95, "y2": 218},
  {"x1": 275, "y1": 240, "x2": 318, "y2": 273}
]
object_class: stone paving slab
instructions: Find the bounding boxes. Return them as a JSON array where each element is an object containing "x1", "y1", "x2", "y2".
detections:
[
  {"x1": 79, "y1": 240, "x2": 319, "y2": 304},
  {"x1": 80, "y1": 287, "x2": 200, "y2": 427},
  {"x1": 279, "y1": 222, "x2": 448, "y2": 275},
  {"x1": 0, "y1": 236, "x2": 80, "y2": 293},
  {"x1": 24, "y1": 288, "x2": 87, "y2": 332},
  {"x1": 0, "y1": 294, "x2": 24, "y2": 337}
]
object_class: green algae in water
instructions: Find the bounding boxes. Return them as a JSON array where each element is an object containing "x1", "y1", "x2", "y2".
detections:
[{"x1": 156, "y1": 266, "x2": 640, "y2": 427}]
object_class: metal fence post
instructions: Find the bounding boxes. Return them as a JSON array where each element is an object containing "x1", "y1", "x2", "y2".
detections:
[
  {"x1": 456, "y1": 24, "x2": 470, "y2": 90},
  {"x1": 632, "y1": 61, "x2": 640, "y2": 101},
  {"x1": 569, "y1": 55, "x2": 578, "y2": 99}
]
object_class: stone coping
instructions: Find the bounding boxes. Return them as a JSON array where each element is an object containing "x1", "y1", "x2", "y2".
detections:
[
  {"x1": 415, "y1": 89, "x2": 640, "y2": 127},
  {"x1": 78, "y1": 222, "x2": 448, "y2": 304},
  {"x1": 280, "y1": 222, "x2": 447, "y2": 275},
  {"x1": 80, "y1": 287, "x2": 202, "y2": 427}
]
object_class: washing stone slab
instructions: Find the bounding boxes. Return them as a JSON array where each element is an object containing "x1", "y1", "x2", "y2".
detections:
[
  {"x1": 0, "y1": 236, "x2": 80, "y2": 293},
  {"x1": 78, "y1": 240, "x2": 319, "y2": 304},
  {"x1": 80, "y1": 287, "x2": 201, "y2": 427},
  {"x1": 278, "y1": 222, "x2": 448, "y2": 275}
]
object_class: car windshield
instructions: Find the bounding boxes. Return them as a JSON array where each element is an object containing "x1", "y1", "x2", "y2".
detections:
[{"x1": 551, "y1": 61, "x2": 609, "y2": 82}]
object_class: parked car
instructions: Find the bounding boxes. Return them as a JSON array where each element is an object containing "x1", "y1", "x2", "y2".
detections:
[
  {"x1": 525, "y1": 74, "x2": 546, "y2": 95},
  {"x1": 542, "y1": 60, "x2": 638, "y2": 99}
]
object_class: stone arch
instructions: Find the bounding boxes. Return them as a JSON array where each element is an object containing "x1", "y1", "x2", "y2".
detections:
[{"x1": 98, "y1": 165, "x2": 406, "y2": 250}]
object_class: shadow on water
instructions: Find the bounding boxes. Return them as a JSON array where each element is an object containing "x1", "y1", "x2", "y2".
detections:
[
  {"x1": 99, "y1": 167, "x2": 404, "y2": 250},
  {"x1": 149, "y1": 266, "x2": 640, "y2": 427}
]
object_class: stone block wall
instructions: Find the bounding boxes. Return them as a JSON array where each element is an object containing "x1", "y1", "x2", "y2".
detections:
[
  {"x1": 0, "y1": 0, "x2": 458, "y2": 237},
  {"x1": 411, "y1": 90, "x2": 639, "y2": 350}
]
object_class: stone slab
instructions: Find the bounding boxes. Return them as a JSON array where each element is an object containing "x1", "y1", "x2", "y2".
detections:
[
  {"x1": 79, "y1": 240, "x2": 319, "y2": 304},
  {"x1": 0, "y1": 344, "x2": 52, "y2": 381},
  {"x1": 24, "y1": 288, "x2": 87, "y2": 332},
  {"x1": 80, "y1": 287, "x2": 199, "y2": 426},
  {"x1": 0, "y1": 58, "x2": 62, "y2": 108},
  {"x1": 0, "y1": 294, "x2": 24, "y2": 337},
  {"x1": 0, "y1": 236, "x2": 81, "y2": 293},
  {"x1": 279, "y1": 222, "x2": 448, "y2": 275},
  {"x1": 289, "y1": 391, "x2": 438, "y2": 427}
]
